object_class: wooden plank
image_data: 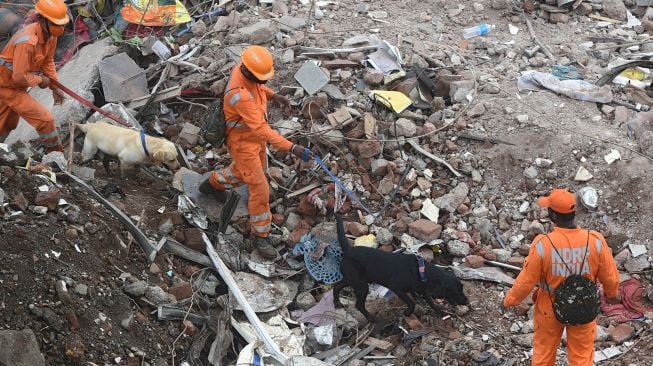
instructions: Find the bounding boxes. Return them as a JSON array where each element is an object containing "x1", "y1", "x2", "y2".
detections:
[
  {"x1": 286, "y1": 182, "x2": 320, "y2": 198},
  {"x1": 363, "y1": 337, "x2": 394, "y2": 353}
]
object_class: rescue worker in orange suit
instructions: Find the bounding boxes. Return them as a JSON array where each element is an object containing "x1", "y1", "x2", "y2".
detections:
[
  {"x1": 0, "y1": 0, "x2": 68, "y2": 152},
  {"x1": 199, "y1": 46, "x2": 312, "y2": 259},
  {"x1": 503, "y1": 188, "x2": 621, "y2": 366}
]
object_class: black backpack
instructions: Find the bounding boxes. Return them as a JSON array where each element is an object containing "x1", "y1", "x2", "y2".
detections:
[
  {"x1": 200, "y1": 87, "x2": 237, "y2": 147},
  {"x1": 545, "y1": 231, "x2": 600, "y2": 325}
]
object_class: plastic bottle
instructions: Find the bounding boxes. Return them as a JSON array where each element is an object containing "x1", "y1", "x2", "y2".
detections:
[{"x1": 463, "y1": 24, "x2": 496, "y2": 39}]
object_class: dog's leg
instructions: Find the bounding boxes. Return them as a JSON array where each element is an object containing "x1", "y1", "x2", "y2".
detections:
[
  {"x1": 420, "y1": 291, "x2": 444, "y2": 313},
  {"x1": 392, "y1": 290, "x2": 417, "y2": 316},
  {"x1": 353, "y1": 286, "x2": 377, "y2": 323},
  {"x1": 80, "y1": 138, "x2": 98, "y2": 163},
  {"x1": 333, "y1": 282, "x2": 347, "y2": 308},
  {"x1": 102, "y1": 154, "x2": 112, "y2": 176}
]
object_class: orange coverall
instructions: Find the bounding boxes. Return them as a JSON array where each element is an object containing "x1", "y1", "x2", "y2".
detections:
[
  {"x1": 209, "y1": 63, "x2": 293, "y2": 237},
  {"x1": 503, "y1": 227, "x2": 620, "y2": 366},
  {"x1": 0, "y1": 21, "x2": 61, "y2": 149}
]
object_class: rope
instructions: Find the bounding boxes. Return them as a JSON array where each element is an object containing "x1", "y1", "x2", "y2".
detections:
[{"x1": 313, "y1": 155, "x2": 373, "y2": 215}]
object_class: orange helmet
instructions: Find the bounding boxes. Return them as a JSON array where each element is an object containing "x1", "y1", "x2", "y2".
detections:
[
  {"x1": 241, "y1": 46, "x2": 274, "y2": 81},
  {"x1": 35, "y1": 0, "x2": 70, "y2": 25}
]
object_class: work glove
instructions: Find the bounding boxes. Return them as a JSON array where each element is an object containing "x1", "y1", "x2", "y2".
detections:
[
  {"x1": 291, "y1": 144, "x2": 313, "y2": 162},
  {"x1": 272, "y1": 94, "x2": 291, "y2": 112},
  {"x1": 38, "y1": 76, "x2": 50, "y2": 89},
  {"x1": 52, "y1": 88, "x2": 65, "y2": 105}
]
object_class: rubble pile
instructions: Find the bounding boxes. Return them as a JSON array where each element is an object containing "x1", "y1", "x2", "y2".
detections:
[{"x1": 2, "y1": 0, "x2": 653, "y2": 364}]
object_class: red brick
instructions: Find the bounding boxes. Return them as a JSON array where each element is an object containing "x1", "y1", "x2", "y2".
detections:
[
  {"x1": 168, "y1": 282, "x2": 193, "y2": 300},
  {"x1": 346, "y1": 222, "x2": 369, "y2": 236},
  {"x1": 464, "y1": 255, "x2": 485, "y2": 268},
  {"x1": 183, "y1": 228, "x2": 205, "y2": 253},
  {"x1": 35, "y1": 189, "x2": 61, "y2": 211},
  {"x1": 507, "y1": 256, "x2": 525, "y2": 268},
  {"x1": 609, "y1": 323, "x2": 635, "y2": 344},
  {"x1": 408, "y1": 219, "x2": 442, "y2": 242}
]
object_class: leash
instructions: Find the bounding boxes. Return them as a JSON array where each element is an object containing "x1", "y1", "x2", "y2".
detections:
[
  {"x1": 50, "y1": 79, "x2": 132, "y2": 128},
  {"x1": 312, "y1": 154, "x2": 373, "y2": 215}
]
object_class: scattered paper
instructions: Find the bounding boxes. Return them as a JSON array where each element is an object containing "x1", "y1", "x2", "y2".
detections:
[
  {"x1": 604, "y1": 149, "x2": 621, "y2": 164},
  {"x1": 509, "y1": 24, "x2": 519, "y2": 35}
]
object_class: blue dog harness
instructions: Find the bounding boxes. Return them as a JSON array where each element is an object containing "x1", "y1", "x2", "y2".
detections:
[
  {"x1": 140, "y1": 129, "x2": 150, "y2": 157},
  {"x1": 418, "y1": 257, "x2": 427, "y2": 282}
]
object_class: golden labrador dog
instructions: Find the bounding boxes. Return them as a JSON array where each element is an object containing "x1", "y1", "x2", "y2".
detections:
[{"x1": 77, "y1": 121, "x2": 180, "y2": 176}]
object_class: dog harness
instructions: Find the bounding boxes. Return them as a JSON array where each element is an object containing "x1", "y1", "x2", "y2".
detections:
[
  {"x1": 418, "y1": 257, "x2": 427, "y2": 282},
  {"x1": 140, "y1": 129, "x2": 150, "y2": 157}
]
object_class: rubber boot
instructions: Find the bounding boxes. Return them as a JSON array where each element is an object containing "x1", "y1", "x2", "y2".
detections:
[
  {"x1": 199, "y1": 178, "x2": 229, "y2": 202},
  {"x1": 253, "y1": 236, "x2": 278, "y2": 260}
]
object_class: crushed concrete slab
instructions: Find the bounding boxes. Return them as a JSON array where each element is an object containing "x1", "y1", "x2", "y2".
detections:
[
  {"x1": 0, "y1": 329, "x2": 46, "y2": 366},
  {"x1": 99, "y1": 52, "x2": 149, "y2": 103},
  {"x1": 7, "y1": 38, "x2": 120, "y2": 145},
  {"x1": 294, "y1": 61, "x2": 329, "y2": 95}
]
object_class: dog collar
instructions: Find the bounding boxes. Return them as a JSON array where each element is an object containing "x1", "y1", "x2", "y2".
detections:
[
  {"x1": 418, "y1": 257, "x2": 427, "y2": 282},
  {"x1": 140, "y1": 129, "x2": 150, "y2": 157}
]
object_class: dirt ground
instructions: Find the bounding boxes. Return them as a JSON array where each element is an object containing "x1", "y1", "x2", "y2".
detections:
[{"x1": 2, "y1": 0, "x2": 653, "y2": 365}]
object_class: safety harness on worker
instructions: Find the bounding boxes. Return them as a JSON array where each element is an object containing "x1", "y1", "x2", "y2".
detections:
[{"x1": 543, "y1": 231, "x2": 600, "y2": 325}]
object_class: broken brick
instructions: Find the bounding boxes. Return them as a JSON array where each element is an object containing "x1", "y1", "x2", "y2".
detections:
[
  {"x1": 346, "y1": 222, "x2": 369, "y2": 236},
  {"x1": 609, "y1": 323, "x2": 635, "y2": 344},
  {"x1": 408, "y1": 219, "x2": 442, "y2": 242},
  {"x1": 464, "y1": 255, "x2": 485, "y2": 268},
  {"x1": 183, "y1": 228, "x2": 205, "y2": 253},
  {"x1": 168, "y1": 282, "x2": 193, "y2": 300}
]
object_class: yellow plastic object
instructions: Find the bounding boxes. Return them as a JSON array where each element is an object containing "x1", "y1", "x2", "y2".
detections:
[
  {"x1": 120, "y1": 0, "x2": 191, "y2": 26},
  {"x1": 620, "y1": 68, "x2": 646, "y2": 81},
  {"x1": 354, "y1": 234, "x2": 378, "y2": 249},
  {"x1": 370, "y1": 90, "x2": 412, "y2": 113}
]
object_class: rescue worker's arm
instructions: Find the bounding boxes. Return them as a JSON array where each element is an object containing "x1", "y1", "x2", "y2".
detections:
[
  {"x1": 237, "y1": 100, "x2": 293, "y2": 151},
  {"x1": 503, "y1": 237, "x2": 544, "y2": 308},
  {"x1": 261, "y1": 85, "x2": 276, "y2": 99},
  {"x1": 10, "y1": 43, "x2": 45, "y2": 88},
  {"x1": 594, "y1": 232, "x2": 620, "y2": 299},
  {"x1": 41, "y1": 52, "x2": 58, "y2": 88}
]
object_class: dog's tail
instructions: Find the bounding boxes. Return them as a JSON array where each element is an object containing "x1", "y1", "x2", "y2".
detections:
[
  {"x1": 75, "y1": 123, "x2": 89, "y2": 133},
  {"x1": 335, "y1": 213, "x2": 350, "y2": 256}
]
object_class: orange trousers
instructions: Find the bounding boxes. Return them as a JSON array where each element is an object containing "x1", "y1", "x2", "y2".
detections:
[
  {"x1": 209, "y1": 132, "x2": 271, "y2": 237},
  {"x1": 0, "y1": 86, "x2": 61, "y2": 149},
  {"x1": 532, "y1": 290, "x2": 596, "y2": 366}
]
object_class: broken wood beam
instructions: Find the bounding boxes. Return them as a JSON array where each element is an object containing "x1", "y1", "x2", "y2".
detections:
[
  {"x1": 286, "y1": 182, "x2": 321, "y2": 198},
  {"x1": 58, "y1": 163, "x2": 157, "y2": 262},
  {"x1": 407, "y1": 139, "x2": 463, "y2": 178},
  {"x1": 457, "y1": 132, "x2": 516, "y2": 146},
  {"x1": 363, "y1": 337, "x2": 395, "y2": 352},
  {"x1": 524, "y1": 18, "x2": 556, "y2": 61},
  {"x1": 126, "y1": 85, "x2": 182, "y2": 109},
  {"x1": 299, "y1": 45, "x2": 380, "y2": 54},
  {"x1": 203, "y1": 233, "x2": 289, "y2": 364}
]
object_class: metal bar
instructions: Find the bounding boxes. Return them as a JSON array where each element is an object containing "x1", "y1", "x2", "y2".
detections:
[{"x1": 203, "y1": 233, "x2": 289, "y2": 364}]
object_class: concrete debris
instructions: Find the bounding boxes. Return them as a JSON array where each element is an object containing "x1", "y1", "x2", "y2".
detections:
[{"x1": 0, "y1": 330, "x2": 46, "y2": 366}]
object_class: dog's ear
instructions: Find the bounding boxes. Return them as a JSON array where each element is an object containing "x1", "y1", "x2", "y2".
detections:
[{"x1": 152, "y1": 150, "x2": 166, "y2": 162}]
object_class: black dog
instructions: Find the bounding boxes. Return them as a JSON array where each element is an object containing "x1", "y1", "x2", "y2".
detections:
[{"x1": 333, "y1": 214, "x2": 468, "y2": 322}]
